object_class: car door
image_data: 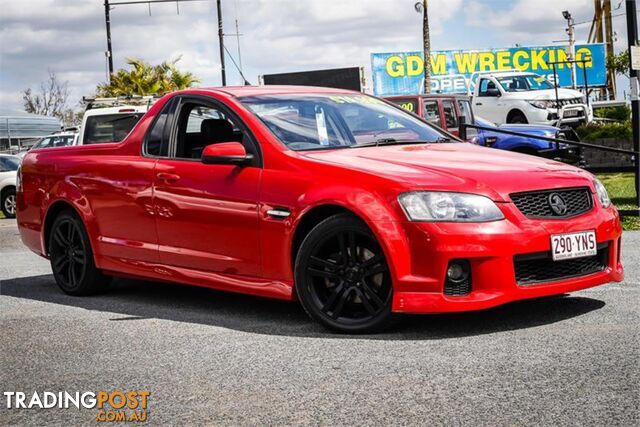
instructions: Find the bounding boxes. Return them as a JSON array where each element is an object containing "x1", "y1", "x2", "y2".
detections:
[
  {"x1": 152, "y1": 95, "x2": 262, "y2": 276},
  {"x1": 475, "y1": 78, "x2": 503, "y2": 123}
]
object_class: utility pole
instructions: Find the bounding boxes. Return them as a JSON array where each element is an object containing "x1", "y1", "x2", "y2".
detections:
[
  {"x1": 104, "y1": 0, "x2": 114, "y2": 81},
  {"x1": 626, "y1": 0, "x2": 640, "y2": 208},
  {"x1": 603, "y1": 0, "x2": 616, "y2": 97},
  {"x1": 217, "y1": 0, "x2": 226, "y2": 86},
  {"x1": 415, "y1": 1, "x2": 431, "y2": 94},
  {"x1": 102, "y1": 0, "x2": 227, "y2": 86},
  {"x1": 563, "y1": 10, "x2": 577, "y2": 89}
]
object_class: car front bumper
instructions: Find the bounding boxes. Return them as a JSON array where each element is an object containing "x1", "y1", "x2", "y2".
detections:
[
  {"x1": 528, "y1": 104, "x2": 593, "y2": 126},
  {"x1": 389, "y1": 201, "x2": 623, "y2": 314}
]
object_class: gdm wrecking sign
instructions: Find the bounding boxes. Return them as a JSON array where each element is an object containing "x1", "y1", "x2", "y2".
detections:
[{"x1": 371, "y1": 43, "x2": 606, "y2": 95}]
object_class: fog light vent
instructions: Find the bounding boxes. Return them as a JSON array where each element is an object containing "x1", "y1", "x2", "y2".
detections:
[{"x1": 444, "y1": 260, "x2": 471, "y2": 296}]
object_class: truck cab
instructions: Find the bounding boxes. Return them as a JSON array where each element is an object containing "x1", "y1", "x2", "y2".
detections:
[{"x1": 469, "y1": 70, "x2": 592, "y2": 126}]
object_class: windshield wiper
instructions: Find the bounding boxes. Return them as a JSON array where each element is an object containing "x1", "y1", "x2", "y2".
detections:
[{"x1": 350, "y1": 138, "x2": 453, "y2": 148}]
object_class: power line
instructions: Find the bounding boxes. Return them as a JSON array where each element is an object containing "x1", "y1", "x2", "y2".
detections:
[{"x1": 103, "y1": 0, "x2": 227, "y2": 86}]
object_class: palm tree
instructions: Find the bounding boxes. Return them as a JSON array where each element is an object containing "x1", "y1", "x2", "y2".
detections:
[{"x1": 97, "y1": 57, "x2": 200, "y2": 97}]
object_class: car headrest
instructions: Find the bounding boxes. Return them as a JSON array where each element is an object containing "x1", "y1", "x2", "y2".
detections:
[{"x1": 200, "y1": 118, "x2": 234, "y2": 143}]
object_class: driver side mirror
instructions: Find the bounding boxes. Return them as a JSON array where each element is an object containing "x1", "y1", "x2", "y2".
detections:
[
  {"x1": 201, "y1": 142, "x2": 254, "y2": 166},
  {"x1": 486, "y1": 88, "x2": 501, "y2": 97}
]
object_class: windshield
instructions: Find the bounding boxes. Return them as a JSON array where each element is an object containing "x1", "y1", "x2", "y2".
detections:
[
  {"x1": 239, "y1": 94, "x2": 447, "y2": 150},
  {"x1": 497, "y1": 74, "x2": 553, "y2": 92},
  {"x1": 0, "y1": 156, "x2": 20, "y2": 171}
]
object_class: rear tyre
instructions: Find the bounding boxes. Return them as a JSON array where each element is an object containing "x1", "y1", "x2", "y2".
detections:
[
  {"x1": 48, "y1": 211, "x2": 111, "y2": 295},
  {"x1": 1, "y1": 187, "x2": 16, "y2": 218},
  {"x1": 294, "y1": 214, "x2": 393, "y2": 334}
]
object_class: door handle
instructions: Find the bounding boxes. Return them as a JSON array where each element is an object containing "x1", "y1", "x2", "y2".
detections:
[
  {"x1": 476, "y1": 102, "x2": 483, "y2": 106},
  {"x1": 156, "y1": 172, "x2": 180, "y2": 183}
]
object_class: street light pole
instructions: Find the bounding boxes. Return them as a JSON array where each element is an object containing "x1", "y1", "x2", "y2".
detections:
[
  {"x1": 217, "y1": 0, "x2": 226, "y2": 86},
  {"x1": 104, "y1": 0, "x2": 114, "y2": 81},
  {"x1": 563, "y1": 10, "x2": 577, "y2": 89}
]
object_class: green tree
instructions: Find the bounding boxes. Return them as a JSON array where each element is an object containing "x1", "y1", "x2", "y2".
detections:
[
  {"x1": 97, "y1": 57, "x2": 200, "y2": 97},
  {"x1": 606, "y1": 50, "x2": 629, "y2": 77}
]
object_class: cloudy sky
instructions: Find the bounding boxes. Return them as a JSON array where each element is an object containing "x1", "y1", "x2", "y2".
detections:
[{"x1": 0, "y1": 0, "x2": 632, "y2": 111}]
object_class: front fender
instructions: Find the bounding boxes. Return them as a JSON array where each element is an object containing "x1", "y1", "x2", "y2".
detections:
[{"x1": 288, "y1": 185, "x2": 413, "y2": 291}]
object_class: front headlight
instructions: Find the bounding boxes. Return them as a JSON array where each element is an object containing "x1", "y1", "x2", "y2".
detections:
[
  {"x1": 593, "y1": 178, "x2": 611, "y2": 208},
  {"x1": 398, "y1": 192, "x2": 504, "y2": 222},
  {"x1": 528, "y1": 99, "x2": 554, "y2": 109}
]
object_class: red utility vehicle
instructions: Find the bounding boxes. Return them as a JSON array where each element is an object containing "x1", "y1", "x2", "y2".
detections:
[
  {"x1": 385, "y1": 94, "x2": 473, "y2": 137},
  {"x1": 17, "y1": 86, "x2": 623, "y2": 333}
]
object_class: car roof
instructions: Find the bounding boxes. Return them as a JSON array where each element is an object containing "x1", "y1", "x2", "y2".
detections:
[{"x1": 195, "y1": 85, "x2": 360, "y2": 97}]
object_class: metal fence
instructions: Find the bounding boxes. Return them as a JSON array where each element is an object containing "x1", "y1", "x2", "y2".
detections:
[{"x1": 458, "y1": 118, "x2": 640, "y2": 217}]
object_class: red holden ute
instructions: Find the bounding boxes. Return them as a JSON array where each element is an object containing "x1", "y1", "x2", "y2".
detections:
[{"x1": 16, "y1": 86, "x2": 624, "y2": 333}]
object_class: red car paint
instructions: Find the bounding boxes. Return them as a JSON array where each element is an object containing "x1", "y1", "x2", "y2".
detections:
[{"x1": 17, "y1": 86, "x2": 623, "y2": 314}]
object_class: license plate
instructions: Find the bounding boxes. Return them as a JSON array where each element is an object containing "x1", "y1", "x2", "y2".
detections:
[
  {"x1": 551, "y1": 230, "x2": 597, "y2": 261},
  {"x1": 563, "y1": 109, "x2": 580, "y2": 118}
]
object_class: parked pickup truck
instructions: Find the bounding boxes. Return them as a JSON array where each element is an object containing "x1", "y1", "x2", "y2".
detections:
[
  {"x1": 385, "y1": 93, "x2": 582, "y2": 164},
  {"x1": 468, "y1": 70, "x2": 592, "y2": 126}
]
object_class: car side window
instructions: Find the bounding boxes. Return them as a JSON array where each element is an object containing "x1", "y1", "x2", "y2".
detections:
[
  {"x1": 144, "y1": 99, "x2": 176, "y2": 157},
  {"x1": 478, "y1": 79, "x2": 496, "y2": 97},
  {"x1": 172, "y1": 100, "x2": 257, "y2": 162},
  {"x1": 423, "y1": 101, "x2": 441, "y2": 127},
  {"x1": 442, "y1": 100, "x2": 458, "y2": 129}
]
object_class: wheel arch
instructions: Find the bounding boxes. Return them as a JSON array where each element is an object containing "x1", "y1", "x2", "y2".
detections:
[
  {"x1": 42, "y1": 200, "x2": 84, "y2": 256},
  {"x1": 506, "y1": 108, "x2": 528, "y2": 123},
  {"x1": 1, "y1": 184, "x2": 15, "y2": 199},
  {"x1": 288, "y1": 198, "x2": 410, "y2": 294},
  {"x1": 290, "y1": 204, "x2": 356, "y2": 269}
]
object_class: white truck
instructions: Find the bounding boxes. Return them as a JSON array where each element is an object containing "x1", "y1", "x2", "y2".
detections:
[
  {"x1": 76, "y1": 96, "x2": 157, "y2": 145},
  {"x1": 469, "y1": 70, "x2": 592, "y2": 126}
]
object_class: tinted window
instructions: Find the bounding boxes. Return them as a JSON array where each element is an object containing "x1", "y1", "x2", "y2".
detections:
[
  {"x1": 478, "y1": 79, "x2": 497, "y2": 97},
  {"x1": 442, "y1": 100, "x2": 457, "y2": 128},
  {"x1": 84, "y1": 113, "x2": 142, "y2": 144},
  {"x1": 388, "y1": 98, "x2": 419, "y2": 114}
]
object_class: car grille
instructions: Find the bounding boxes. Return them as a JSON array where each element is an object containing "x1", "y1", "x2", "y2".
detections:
[
  {"x1": 510, "y1": 187, "x2": 592, "y2": 219},
  {"x1": 552, "y1": 97, "x2": 584, "y2": 108},
  {"x1": 514, "y1": 243, "x2": 609, "y2": 286}
]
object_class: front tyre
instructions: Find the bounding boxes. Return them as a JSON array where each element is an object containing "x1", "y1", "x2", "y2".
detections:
[
  {"x1": 1, "y1": 187, "x2": 16, "y2": 218},
  {"x1": 295, "y1": 214, "x2": 393, "y2": 333},
  {"x1": 48, "y1": 211, "x2": 111, "y2": 295}
]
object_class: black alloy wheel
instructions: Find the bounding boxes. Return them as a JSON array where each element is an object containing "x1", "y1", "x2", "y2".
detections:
[
  {"x1": 295, "y1": 214, "x2": 393, "y2": 333},
  {"x1": 49, "y1": 211, "x2": 111, "y2": 295}
]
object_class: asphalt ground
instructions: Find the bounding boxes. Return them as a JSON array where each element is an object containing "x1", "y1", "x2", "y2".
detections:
[{"x1": 0, "y1": 218, "x2": 638, "y2": 426}]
